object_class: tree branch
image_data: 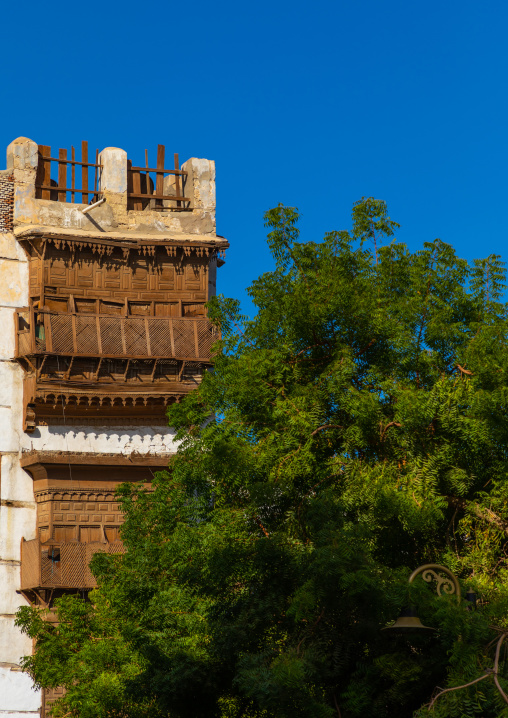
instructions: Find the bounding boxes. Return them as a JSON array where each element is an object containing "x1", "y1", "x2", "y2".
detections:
[
  {"x1": 427, "y1": 673, "x2": 490, "y2": 710},
  {"x1": 333, "y1": 692, "x2": 342, "y2": 718},
  {"x1": 428, "y1": 633, "x2": 508, "y2": 710},
  {"x1": 446, "y1": 496, "x2": 508, "y2": 537},
  {"x1": 311, "y1": 424, "x2": 343, "y2": 437},
  {"x1": 252, "y1": 515, "x2": 270, "y2": 538},
  {"x1": 493, "y1": 633, "x2": 508, "y2": 704},
  {"x1": 380, "y1": 421, "x2": 402, "y2": 441}
]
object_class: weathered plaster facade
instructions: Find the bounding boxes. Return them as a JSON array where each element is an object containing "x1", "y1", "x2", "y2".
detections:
[{"x1": 0, "y1": 137, "x2": 226, "y2": 717}]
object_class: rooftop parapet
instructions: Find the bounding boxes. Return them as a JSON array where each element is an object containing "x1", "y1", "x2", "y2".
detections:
[{"x1": 5, "y1": 137, "x2": 217, "y2": 237}]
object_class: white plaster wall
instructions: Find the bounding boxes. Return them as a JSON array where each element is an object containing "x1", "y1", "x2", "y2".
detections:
[
  {"x1": 0, "y1": 618, "x2": 33, "y2": 666},
  {"x1": 0, "y1": 504, "x2": 36, "y2": 562},
  {"x1": 1, "y1": 456, "x2": 34, "y2": 505},
  {"x1": 21, "y1": 424, "x2": 178, "y2": 455},
  {"x1": 0, "y1": 259, "x2": 28, "y2": 308},
  {"x1": 0, "y1": 310, "x2": 17, "y2": 361},
  {"x1": 0, "y1": 667, "x2": 40, "y2": 715},
  {"x1": 0, "y1": 222, "x2": 40, "y2": 714},
  {"x1": 0, "y1": 562, "x2": 30, "y2": 615},
  {"x1": 0, "y1": 189, "x2": 179, "y2": 715}
]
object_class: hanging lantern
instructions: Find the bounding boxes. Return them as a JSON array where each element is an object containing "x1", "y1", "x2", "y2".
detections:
[{"x1": 382, "y1": 606, "x2": 436, "y2": 633}]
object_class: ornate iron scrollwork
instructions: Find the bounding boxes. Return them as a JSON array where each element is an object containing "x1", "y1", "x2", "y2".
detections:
[{"x1": 408, "y1": 564, "x2": 461, "y2": 603}]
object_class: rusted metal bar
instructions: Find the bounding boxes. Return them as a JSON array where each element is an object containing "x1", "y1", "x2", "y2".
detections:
[
  {"x1": 131, "y1": 168, "x2": 142, "y2": 211},
  {"x1": 144, "y1": 151, "x2": 152, "y2": 210},
  {"x1": 94, "y1": 149, "x2": 99, "y2": 198},
  {"x1": 58, "y1": 149, "x2": 67, "y2": 202},
  {"x1": 129, "y1": 166, "x2": 187, "y2": 175},
  {"x1": 174, "y1": 153, "x2": 181, "y2": 208},
  {"x1": 41, "y1": 157, "x2": 101, "y2": 168},
  {"x1": 155, "y1": 145, "x2": 165, "y2": 211},
  {"x1": 35, "y1": 185, "x2": 100, "y2": 197},
  {"x1": 81, "y1": 141, "x2": 88, "y2": 204},
  {"x1": 127, "y1": 192, "x2": 189, "y2": 201},
  {"x1": 127, "y1": 159, "x2": 133, "y2": 200},
  {"x1": 71, "y1": 146, "x2": 75, "y2": 203},
  {"x1": 40, "y1": 146, "x2": 51, "y2": 200}
]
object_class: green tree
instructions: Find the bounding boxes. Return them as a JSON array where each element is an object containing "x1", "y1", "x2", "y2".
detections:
[{"x1": 16, "y1": 199, "x2": 508, "y2": 717}]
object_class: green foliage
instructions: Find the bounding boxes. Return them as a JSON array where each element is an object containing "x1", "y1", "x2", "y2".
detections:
[{"x1": 16, "y1": 198, "x2": 508, "y2": 717}]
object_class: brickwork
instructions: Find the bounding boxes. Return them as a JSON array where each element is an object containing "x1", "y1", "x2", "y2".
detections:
[{"x1": 0, "y1": 172, "x2": 14, "y2": 232}]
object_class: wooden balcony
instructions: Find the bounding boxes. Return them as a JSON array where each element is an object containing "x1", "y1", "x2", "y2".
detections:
[
  {"x1": 20, "y1": 538, "x2": 126, "y2": 591},
  {"x1": 16, "y1": 309, "x2": 218, "y2": 362}
]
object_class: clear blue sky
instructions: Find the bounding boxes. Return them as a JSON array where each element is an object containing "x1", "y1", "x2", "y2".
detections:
[{"x1": 2, "y1": 0, "x2": 506, "y2": 314}]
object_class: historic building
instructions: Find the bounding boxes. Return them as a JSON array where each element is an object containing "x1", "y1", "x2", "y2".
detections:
[{"x1": 0, "y1": 137, "x2": 227, "y2": 717}]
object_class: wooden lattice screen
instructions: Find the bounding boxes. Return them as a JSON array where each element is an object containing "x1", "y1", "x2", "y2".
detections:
[
  {"x1": 21, "y1": 539, "x2": 126, "y2": 590},
  {"x1": 16, "y1": 311, "x2": 217, "y2": 362},
  {"x1": 35, "y1": 141, "x2": 101, "y2": 204}
]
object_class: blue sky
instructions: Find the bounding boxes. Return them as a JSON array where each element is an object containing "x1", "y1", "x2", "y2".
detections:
[{"x1": 2, "y1": 0, "x2": 506, "y2": 314}]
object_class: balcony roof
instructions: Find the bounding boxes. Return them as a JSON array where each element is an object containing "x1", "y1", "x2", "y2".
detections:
[{"x1": 14, "y1": 224, "x2": 229, "y2": 249}]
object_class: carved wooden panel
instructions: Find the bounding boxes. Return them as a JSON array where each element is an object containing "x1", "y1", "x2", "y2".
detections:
[
  {"x1": 30, "y1": 246, "x2": 210, "y2": 311},
  {"x1": 36, "y1": 489, "x2": 124, "y2": 545}
]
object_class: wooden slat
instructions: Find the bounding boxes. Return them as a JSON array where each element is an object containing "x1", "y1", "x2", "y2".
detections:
[
  {"x1": 169, "y1": 319, "x2": 175, "y2": 356},
  {"x1": 40, "y1": 146, "x2": 51, "y2": 200},
  {"x1": 36, "y1": 351, "x2": 208, "y2": 361},
  {"x1": 174, "y1": 153, "x2": 181, "y2": 208},
  {"x1": 58, "y1": 149, "x2": 67, "y2": 202},
  {"x1": 156, "y1": 144, "x2": 165, "y2": 209},
  {"x1": 193, "y1": 320, "x2": 199, "y2": 357},
  {"x1": 144, "y1": 316, "x2": 151, "y2": 355},
  {"x1": 120, "y1": 318, "x2": 127, "y2": 354},
  {"x1": 71, "y1": 314, "x2": 77, "y2": 353},
  {"x1": 71, "y1": 147, "x2": 75, "y2": 203},
  {"x1": 96, "y1": 315, "x2": 102, "y2": 354},
  {"x1": 81, "y1": 141, "x2": 88, "y2": 204},
  {"x1": 45, "y1": 314, "x2": 53, "y2": 352}
]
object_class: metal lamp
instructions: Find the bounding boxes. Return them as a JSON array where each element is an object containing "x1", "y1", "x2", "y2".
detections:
[
  {"x1": 383, "y1": 564, "x2": 462, "y2": 633},
  {"x1": 382, "y1": 605, "x2": 436, "y2": 633}
]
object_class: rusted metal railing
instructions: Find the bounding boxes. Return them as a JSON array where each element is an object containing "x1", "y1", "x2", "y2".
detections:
[
  {"x1": 35, "y1": 141, "x2": 101, "y2": 204},
  {"x1": 127, "y1": 144, "x2": 189, "y2": 210}
]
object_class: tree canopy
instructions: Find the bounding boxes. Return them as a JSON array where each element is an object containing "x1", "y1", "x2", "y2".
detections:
[{"x1": 17, "y1": 199, "x2": 508, "y2": 717}]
